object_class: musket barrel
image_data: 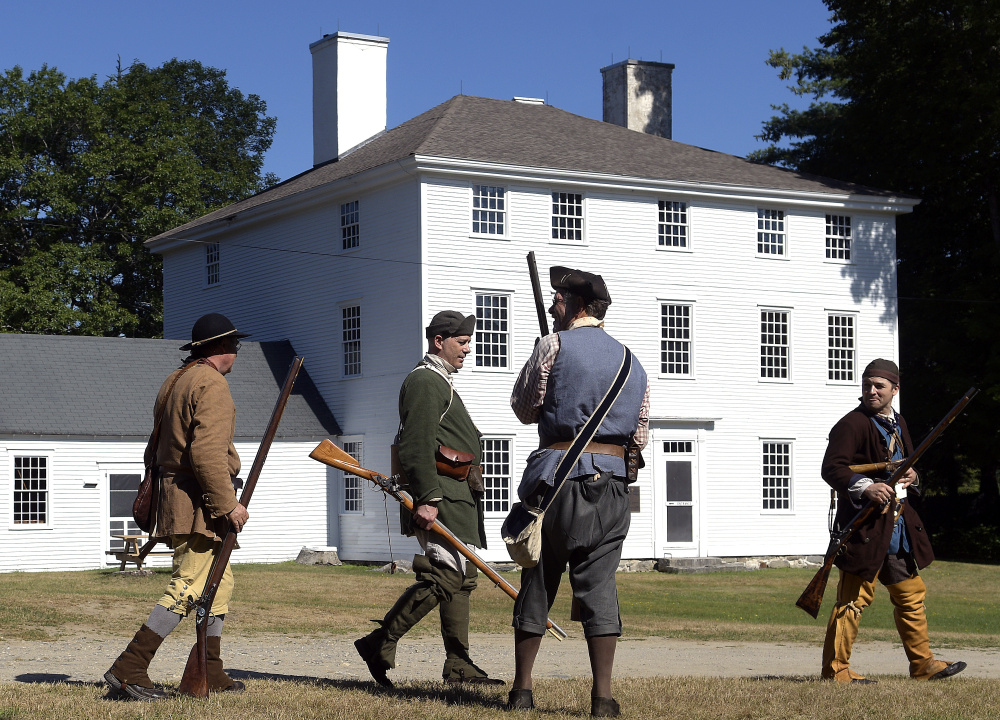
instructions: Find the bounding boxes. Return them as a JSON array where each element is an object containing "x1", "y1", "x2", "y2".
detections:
[{"x1": 310, "y1": 439, "x2": 568, "y2": 640}]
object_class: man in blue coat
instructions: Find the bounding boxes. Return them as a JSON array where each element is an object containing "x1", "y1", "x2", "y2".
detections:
[{"x1": 508, "y1": 267, "x2": 649, "y2": 717}]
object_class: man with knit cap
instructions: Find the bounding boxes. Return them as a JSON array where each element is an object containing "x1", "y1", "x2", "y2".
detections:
[
  {"x1": 820, "y1": 358, "x2": 966, "y2": 684},
  {"x1": 105, "y1": 313, "x2": 250, "y2": 700},
  {"x1": 354, "y1": 310, "x2": 502, "y2": 688}
]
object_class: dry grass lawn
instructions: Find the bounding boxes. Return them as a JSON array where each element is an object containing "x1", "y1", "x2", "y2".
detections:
[{"x1": 2, "y1": 676, "x2": 999, "y2": 720}]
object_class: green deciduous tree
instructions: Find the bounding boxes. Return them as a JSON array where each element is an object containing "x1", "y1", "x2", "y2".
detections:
[
  {"x1": 0, "y1": 59, "x2": 278, "y2": 337},
  {"x1": 753, "y1": 0, "x2": 1000, "y2": 559}
]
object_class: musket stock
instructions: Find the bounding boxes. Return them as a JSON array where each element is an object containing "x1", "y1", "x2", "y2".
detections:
[
  {"x1": 178, "y1": 356, "x2": 304, "y2": 697},
  {"x1": 310, "y1": 439, "x2": 568, "y2": 640},
  {"x1": 795, "y1": 387, "x2": 978, "y2": 618}
]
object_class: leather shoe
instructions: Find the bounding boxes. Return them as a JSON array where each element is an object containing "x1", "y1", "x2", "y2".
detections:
[
  {"x1": 507, "y1": 688, "x2": 534, "y2": 710},
  {"x1": 850, "y1": 677, "x2": 877, "y2": 685},
  {"x1": 591, "y1": 696, "x2": 620, "y2": 717},
  {"x1": 930, "y1": 661, "x2": 967, "y2": 680},
  {"x1": 103, "y1": 668, "x2": 170, "y2": 701},
  {"x1": 214, "y1": 679, "x2": 245, "y2": 693},
  {"x1": 445, "y1": 675, "x2": 505, "y2": 686},
  {"x1": 354, "y1": 638, "x2": 394, "y2": 688}
]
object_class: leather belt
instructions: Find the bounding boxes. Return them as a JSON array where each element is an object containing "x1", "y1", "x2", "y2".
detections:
[{"x1": 546, "y1": 441, "x2": 625, "y2": 459}]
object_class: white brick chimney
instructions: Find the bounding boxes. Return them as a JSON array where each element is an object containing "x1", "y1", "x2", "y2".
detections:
[
  {"x1": 600, "y1": 59, "x2": 674, "y2": 139},
  {"x1": 310, "y1": 31, "x2": 389, "y2": 166}
]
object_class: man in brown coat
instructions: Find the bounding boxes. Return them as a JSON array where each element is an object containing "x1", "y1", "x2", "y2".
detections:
[
  {"x1": 820, "y1": 359, "x2": 965, "y2": 684},
  {"x1": 105, "y1": 313, "x2": 251, "y2": 700}
]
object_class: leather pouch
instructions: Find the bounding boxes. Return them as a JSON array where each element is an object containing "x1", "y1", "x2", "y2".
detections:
[{"x1": 435, "y1": 445, "x2": 476, "y2": 481}]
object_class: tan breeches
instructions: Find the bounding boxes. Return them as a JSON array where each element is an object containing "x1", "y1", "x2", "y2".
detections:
[
  {"x1": 822, "y1": 570, "x2": 950, "y2": 681},
  {"x1": 156, "y1": 533, "x2": 234, "y2": 616}
]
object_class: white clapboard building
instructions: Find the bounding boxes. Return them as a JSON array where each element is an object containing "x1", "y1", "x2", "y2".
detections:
[
  {"x1": 0, "y1": 336, "x2": 340, "y2": 572},
  {"x1": 144, "y1": 32, "x2": 917, "y2": 564}
]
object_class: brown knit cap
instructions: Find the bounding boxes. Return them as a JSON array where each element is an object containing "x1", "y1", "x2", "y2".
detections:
[{"x1": 862, "y1": 359, "x2": 899, "y2": 385}]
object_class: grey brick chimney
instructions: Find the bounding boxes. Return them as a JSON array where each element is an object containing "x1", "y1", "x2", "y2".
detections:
[{"x1": 601, "y1": 59, "x2": 675, "y2": 139}]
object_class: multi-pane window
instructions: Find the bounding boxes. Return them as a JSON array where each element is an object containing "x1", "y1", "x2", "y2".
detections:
[
  {"x1": 206, "y1": 243, "x2": 220, "y2": 285},
  {"x1": 757, "y1": 208, "x2": 785, "y2": 255},
  {"x1": 472, "y1": 185, "x2": 506, "y2": 235},
  {"x1": 342, "y1": 441, "x2": 364, "y2": 513},
  {"x1": 551, "y1": 192, "x2": 583, "y2": 241},
  {"x1": 660, "y1": 304, "x2": 692, "y2": 375},
  {"x1": 825, "y1": 214, "x2": 851, "y2": 261},
  {"x1": 475, "y1": 293, "x2": 509, "y2": 368},
  {"x1": 658, "y1": 200, "x2": 688, "y2": 248},
  {"x1": 13, "y1": 456, "x2": 48, "y2": 525},
  {"x1": 342, "y1": 305, "x2": 362, "y2": 377},
  {"x1": 828, "y1": 314, "x2": 856, "y2": 382},
  {"x1": 762, "y1": 441, "x2": 791, "y2": 510},
  {"x1": 341, "y1": 200, "x2": 360, "y2": 249},
  {"x1": 760, "y1": 310, "x2": 790, "y2": 379},
  {"x1": 481, "y1": 438, "x2": 511, "y2": 512}
]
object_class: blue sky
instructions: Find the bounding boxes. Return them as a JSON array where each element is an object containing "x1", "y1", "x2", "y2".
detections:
[{"x1": 2, "y1": 1, "x2": 834, "y2": 182}]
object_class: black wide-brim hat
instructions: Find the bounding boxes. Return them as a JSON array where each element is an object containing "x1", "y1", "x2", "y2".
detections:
[
  {"x1": 179, "y1": 313, "x2": 251, "y2": 351},
  {"x1": 549, "y1": 266, "x2": 612, "y2": 304}
]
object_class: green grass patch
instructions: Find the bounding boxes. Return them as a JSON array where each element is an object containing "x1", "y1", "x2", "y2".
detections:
[{"x1": 1, "y1": 560, "x2": 997, "y2": 648}]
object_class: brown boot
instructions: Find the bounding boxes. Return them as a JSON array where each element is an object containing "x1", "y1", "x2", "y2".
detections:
[
  {"x1": 104, "y1": 625, "x2": 170, "y2": 701},
  {"x1": 206, "y1": 636, "x2": 245, "y2": 693}
]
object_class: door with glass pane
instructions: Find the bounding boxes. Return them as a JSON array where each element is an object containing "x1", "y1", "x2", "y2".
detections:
[
  {"x1": 105, "y1": 466, "x2": 144, "y2": 557},
  {"x1": 654, "y1": 437, "x2": 699, "y2": 555}
]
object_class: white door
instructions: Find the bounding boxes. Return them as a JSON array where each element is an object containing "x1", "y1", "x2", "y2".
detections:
[
  {"x1": 653, "y1": 434, "x2": 699, "y2": 556},
  {"x1": 100, "y1": 463, "x2": 144, "y2": 560}
]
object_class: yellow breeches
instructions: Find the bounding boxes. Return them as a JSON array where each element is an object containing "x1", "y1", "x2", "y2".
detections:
[{"x1": 156, "y1": 533, "x2": 234, "y2": 617}]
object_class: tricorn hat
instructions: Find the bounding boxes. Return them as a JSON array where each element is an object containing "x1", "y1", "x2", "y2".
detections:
[
  {"x1": 179, "y1": 313, "x2": 251, "y2": 351},
  {"x1": 549, "y1": 266, "x2": 612, "y2": 304},
  {"x1": 425, "y1": 310, "x2": 476, "y2": 340}
]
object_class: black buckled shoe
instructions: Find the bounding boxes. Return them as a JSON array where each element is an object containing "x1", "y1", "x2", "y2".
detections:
[
  {"x1": 103, "y1": 668, "x2": 170, "y2": 701},
  {"x1": 214, "y1": 679, "x2": 245, "y2": 693},
  {"x1": 507, "y1": 688, "x2": 534, "y2": 710},
  {"x1": 930, "y1": 661, "x2": 967, "y2": 680},
  {"x1": 591, "y1": 696, "x2": 620, "y2": 717},
  {"x1": 354, "y1": 638, "x2": 394, "y2": 688},
  {"x1": 445, "y1": 668, "x2": 505, "y2": 686}
]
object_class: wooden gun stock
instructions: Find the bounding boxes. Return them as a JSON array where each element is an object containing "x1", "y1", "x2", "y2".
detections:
[
  {"x1": 310, "y1": 439, "x2": 568, "y2": 640},
  {"x1": 848, "y1": 460, "x2": 904, "y2": 475},
  {"x1": 796, "y1": 386, "x2": 978, "y2": 619},
  {"x1": 178, "y1": 356, "x2": 304, "y2": 697},
  {"x1": 527, "y1": 251, "x2": 550, "y2": 338}
]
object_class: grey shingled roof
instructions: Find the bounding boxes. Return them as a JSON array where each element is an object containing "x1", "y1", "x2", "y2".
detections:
[
  {"x1": 0, "y1": 335, "x2": 340, "y2": 439},
  {"x1": 148, "y1": 95, "x2": 908, "y2": 244}
]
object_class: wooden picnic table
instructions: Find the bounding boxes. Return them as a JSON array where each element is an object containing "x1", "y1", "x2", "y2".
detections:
[{"x1": 107, "y1": 534, "x2": 171, "y2": 571}]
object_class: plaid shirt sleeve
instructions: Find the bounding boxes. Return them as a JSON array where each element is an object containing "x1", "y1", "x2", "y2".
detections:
[
  {"x1": 635, "y1": 380, "x2": 650, "y2": 450},
  {"x1": 510, "y1": 333, "x2": 561, "y2": 424}
]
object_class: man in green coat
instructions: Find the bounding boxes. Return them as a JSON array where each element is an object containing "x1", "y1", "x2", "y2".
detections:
[{"x1": 354, "y1": 310, "x2": 502, "y2": 687}]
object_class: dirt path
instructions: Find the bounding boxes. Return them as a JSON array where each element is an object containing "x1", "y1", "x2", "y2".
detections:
[{"x1": 3, "y1": 633, "x2": 998, "y2": 685}]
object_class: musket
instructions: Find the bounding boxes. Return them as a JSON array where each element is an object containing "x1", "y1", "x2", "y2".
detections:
[
  {"x1": 526, "y1": 251, "x2": 550, "y2": 338},
  {"x1": 178, "y1": 356, "x2": 304, "y2": 697},
  {"x1": 309, "y1": 439, "x2": 568, "y2": 640},
  {"x1": 849, "y1": 460, "x2": 904, "y2": 475},
  {"x1": 796, "y1": 386, "x2": 978, "y2": 619}
]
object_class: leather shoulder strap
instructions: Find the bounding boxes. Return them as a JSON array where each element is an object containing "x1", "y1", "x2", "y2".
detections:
[{"x1": 540, "y1": 346, "x2": 634, "y2": 511}]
